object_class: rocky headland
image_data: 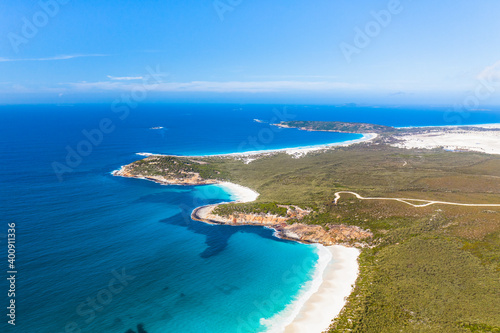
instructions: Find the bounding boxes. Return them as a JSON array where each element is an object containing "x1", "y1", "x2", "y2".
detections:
[
  {"x1": 274, "y1": 120, "x2": 394, "y2": 134},
  {"x1": 192, "y1": 203, "x2": 372, "y2": 246},
  {"x1": 113, "y1": 163, "x2": 219, "y2": 186},
  {"x1": 114, "y1": 156, "x2": 373, "y2": 247}
]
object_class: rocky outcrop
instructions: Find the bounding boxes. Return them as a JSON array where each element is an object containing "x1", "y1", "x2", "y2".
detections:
[
  {"x1": 277, "y1": 223, "x2": 372, "y2": 245},
  {"x1": 113, "y1": 166, "x2": 217, "y2": 186},
  {"x1": 192, "y1": 204, "x2": 372, "y2": 246},
  {"x1": 208, "y1": 211, "x2": 290, "y2": 225},
  {"x1": 203, "y1": 205, "x2": 311, "y2": 225},
  {"x1": 115, "y1": 160, "x2": 373, "y2": 247}
]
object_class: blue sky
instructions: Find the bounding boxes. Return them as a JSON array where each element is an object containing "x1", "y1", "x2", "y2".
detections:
[{"x1": 1, "y1": 0, "x2": 500, "y2": 105}]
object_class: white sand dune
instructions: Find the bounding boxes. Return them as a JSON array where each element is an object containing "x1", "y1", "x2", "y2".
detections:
[{"x1": 392, "y1": 125, "x2": 500, "y2": 155}]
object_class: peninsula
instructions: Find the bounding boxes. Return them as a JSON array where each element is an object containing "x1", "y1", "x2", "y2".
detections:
[
  {"x1": 114, "y1": 121, "x2": 500, "y2": 332},
  {"x1": 274, "y1": 120, "x2": 395, "y2": 133}
]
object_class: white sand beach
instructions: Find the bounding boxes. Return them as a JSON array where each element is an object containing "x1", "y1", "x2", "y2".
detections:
[
  {"x1": 118, "y1": 143, "x2": 366, "y2": 333},
  {"x1": 282, "y1": 133, "x2": 378, "y2": 158},
  {"x1": 206, "y1": 133, "x2": 377, "y2": 159},
  {"x1": 216, "y1": 181, "x2": 260, "y2": 202},
  {"x1": 203, "y1": 182, "x2": 362, "y2": 333},
  {"x1": 281, "y1": 245, "x2": 360, "y2": 333},
  {"x1": 391, "y1": 125, "x2": 500, "y2": 155},
  {"x1": 134, "y1": 133, "x2": 378, "y2": 163}
]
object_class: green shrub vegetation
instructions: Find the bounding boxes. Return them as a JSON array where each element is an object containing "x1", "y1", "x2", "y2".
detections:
[
  {"x1": 126, "y1": 143, "x2": 500, "y2": 332},
  {"x1": 213, "y1": 202, "x2": 288, "y2": 217},
  {"x1": 280, "y1": 120, "x2": 396, "y2": 133},
  {"x1": 129, "y1": 156, "x2": 229, "y2": 180}
]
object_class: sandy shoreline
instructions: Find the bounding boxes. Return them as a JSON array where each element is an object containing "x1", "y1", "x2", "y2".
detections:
[
  {"x1": 113, "y1": 168, "x2": 360, "y2": 332},
  {"x1": 113, "y1": 122, "x2": 500, "y2": 332},
  {"x1": 194, "y1": 132, "x2": 378, "y2": 158},
  {"x1": 113, "y1": 133, "x2": 375, "y2": 332},
  {"x1": 282, "y1": 245, "x2": 360, "y2": 333},
  {"x1": 133, "y1": 133, "x2": 378, "y2": 161},
  {"x1": 216, "y1": 181, "x2": 260, "y2": 203},
  {"x1": 197, "y1": 181, "x2": 360, "y2": 333}
]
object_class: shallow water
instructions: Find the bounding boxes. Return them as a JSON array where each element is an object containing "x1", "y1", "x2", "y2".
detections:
[{"x1": 1, "y1": 104, "x2": 499, "y2": 332}]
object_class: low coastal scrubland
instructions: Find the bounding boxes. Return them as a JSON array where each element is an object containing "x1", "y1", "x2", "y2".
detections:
[{"x1": 116, "y1": 123, "x2": 500, "y2": 332}]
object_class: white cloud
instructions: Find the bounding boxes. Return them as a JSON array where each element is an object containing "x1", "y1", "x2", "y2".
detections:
[
  {"x1": 67, "y1": 80, "x2": 364, "y2": 93},
  {"x1": 248, "y1": 75, "x2": 340, "y2": 79},
  {"x1": 477, "y1": 60, "x2": 500, "y2": 82},
  {"x1": 107, "y1": 75, "x2": 144, "y2": 81},
  {"x1": 0, "y1": 54, "x2": 108, "y2": 62}
]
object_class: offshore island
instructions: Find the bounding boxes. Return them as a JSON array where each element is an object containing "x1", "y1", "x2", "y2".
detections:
[{"x1": 114, "y1": 121, "x2": 500, "y2": 333}]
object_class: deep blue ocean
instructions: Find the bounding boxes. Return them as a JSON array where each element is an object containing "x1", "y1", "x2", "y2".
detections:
[{"x1": 1, "y1": 104, "x2": 499, "y2": 333}]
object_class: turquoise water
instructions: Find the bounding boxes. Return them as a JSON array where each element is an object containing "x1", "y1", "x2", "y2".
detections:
[{"x1": 1, "y1": 104, "x2": 499, "y2": 332}]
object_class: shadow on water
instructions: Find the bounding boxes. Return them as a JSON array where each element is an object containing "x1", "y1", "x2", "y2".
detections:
[
  {"x1": 160, "y1": 204, "x2": 292, "y2": 259},
  {"x1": 134, "y1": 184, "x2": 293, "y2": 258},
  {"x1": 125, "y1": 323, "x2": 147, "y2": 333},
  {"x1": 135, "y1": 189, "x2": 196, "y2": 206}
]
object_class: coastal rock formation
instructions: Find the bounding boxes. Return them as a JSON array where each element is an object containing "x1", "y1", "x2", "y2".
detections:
[
  {"x1": 114, "y1": 165, "x2": 218, "y2": 186},
  {"x1": 192, "y1": 205, "x2": 373, "y2": 246},
  {"x1": 272, "y1": 223, "x2": 371, "y2": 245},
  {"x1": 204, "y1": 205, "x2": 311, "y2": 225},
  {"x1": 214, "y1": 212, "x2": 289, "y2": 225},
  {"x1": 115, "y1": 156, "x2": 373, "y2": 246}
]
